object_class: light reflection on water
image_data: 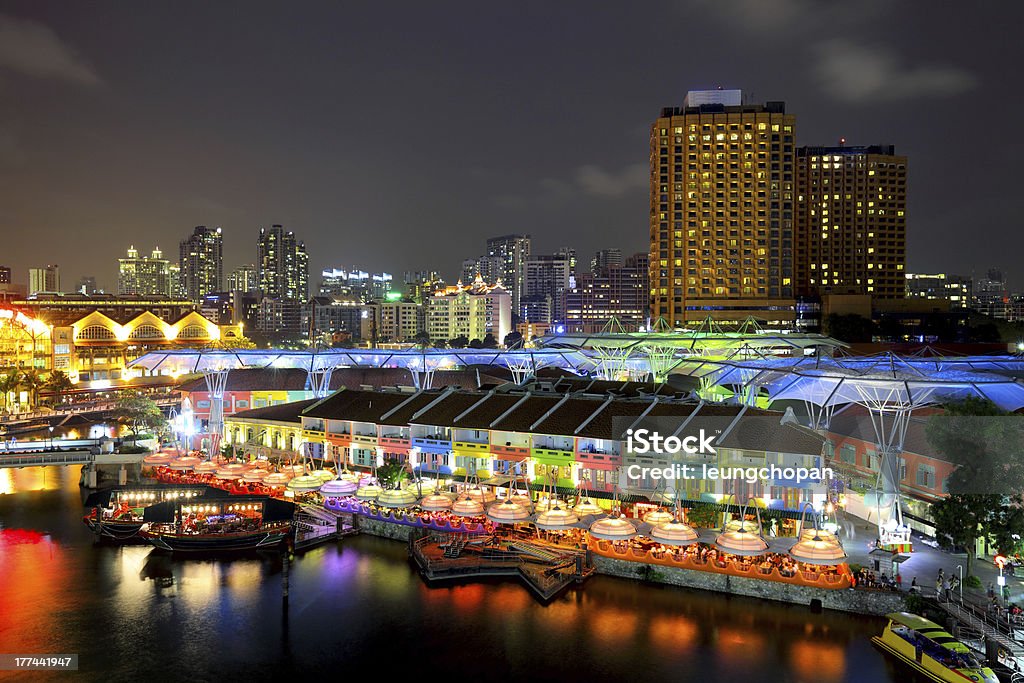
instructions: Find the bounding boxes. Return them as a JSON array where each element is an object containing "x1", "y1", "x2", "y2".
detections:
[{"x1": 0, "y1": 466, "x2": 918, "y2": 682}]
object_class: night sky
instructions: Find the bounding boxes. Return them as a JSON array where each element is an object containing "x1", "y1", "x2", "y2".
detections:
[{"x1": 1, "y1": 1, "x2": 1021, "y2": 291}]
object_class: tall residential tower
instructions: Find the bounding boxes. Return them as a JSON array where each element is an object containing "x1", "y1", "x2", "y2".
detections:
[
  {"x1": 649, "y1": 90, "x2": 796, "y2": 327},
  {"x1": 179, "y1": 226, "x2": 223, "y2": 302}
]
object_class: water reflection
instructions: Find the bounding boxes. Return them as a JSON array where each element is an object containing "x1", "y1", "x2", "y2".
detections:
[{"x1": 0, "y1": 466, "x2": 908, "y2": 681}]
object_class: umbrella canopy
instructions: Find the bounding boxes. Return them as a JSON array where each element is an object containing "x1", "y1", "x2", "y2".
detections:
[
  {"x1": 194, "y1": 461, "x2": 219, "y2": 474},
  {"x1": 450, "y1": 497, "x2": 485, "y2": 517},
  {"x1": 355, "y1": 484, "x2": 383, "y2": 500},
  {"x1": 589, "y1": 515, "x2": 638, "y2": 541},
  {"x1": 715, "y1": 525, "x2": 769, "y2": 556},
  {"x1": 263, "y1": 472, "x2": 292, "y2": 486},
  {"x1": 320, "y1": 478, "x2": 358, "y2": 495},
  {"x1": 789, "y1": 533, "x2": 848, "y2": 565},
  {"x1": 143, "y1": 453, "x2": 173, "y2": 466},
  {"x1": 280, "y1": 464, "x2": 307, "y2": 477},
  {"x1": 465, "y1": 486, "x2": 497, "y2": 504},
  {"x1": 287, "y1": 474, "x2": 325, "y2": 492},
  {"x1": 643, "y1": 508, "x2": 674, "y2": 525},
  {"x1": 242, "y1": 468, "x2": 270, "y2": 482},
  {"x1": 309, "y1": 469, "x2": 335, "y2": 482},
  {"x1": 216, "y1": 463, "x2": 247, "y2": 479},
  {"x1": 572, "y1": 498, "x2": 604, "y2": 516},
  {"x1": 650, "y1": 520, "x2": 699, "y2": 546},
  {"x1": 535, "y1": 505, "x2": 580, "y2": 531},
  {"x1": 377, "y1": 489, "x2": 418, "y2": 508},
  {"x1": 486, "y1": 498, "x2": 531, "y2": 524},
  {"x1": 419, "y1": 493, "x2": 454, "y2": 511}
]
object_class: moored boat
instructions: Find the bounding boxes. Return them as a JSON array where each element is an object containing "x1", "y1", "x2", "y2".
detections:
[
  {"x1": 82, "y1": 485, "x2": 222, "y2": 542},
  {"x1": 138, "y1": 495, "x2": 294, "y2": 553},
  {"x1": 871, "y1": 611, "x2": 998, "y2": 683}
]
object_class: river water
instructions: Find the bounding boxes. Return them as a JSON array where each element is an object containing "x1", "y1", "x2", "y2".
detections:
[{"x1": 0, "y1": 466, "x2": 918, "y2": 682}]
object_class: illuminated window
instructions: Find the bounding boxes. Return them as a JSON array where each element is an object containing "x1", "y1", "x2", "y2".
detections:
[{"x1": 77, "y1": 325, "x2": 115, "y2": 341}]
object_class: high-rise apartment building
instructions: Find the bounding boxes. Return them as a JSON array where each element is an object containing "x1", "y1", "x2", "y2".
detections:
[
  {"x1": 650, "y1": 90, "x2": 796, "y2": 327},
  {"x1": 319, "y1": 268, "x2": 392, "y2": 302},
  {"x1": 179, "y1": 226, "x2": 223, "y2": 302},
  {"x1": 426, "y1": 277, "x2": 511, "y2": 344},
  {"x1": 0, "y1": 266, "x2": 10, "y2": 285},
  {"x1": 522, "y1": 252, "x2": 573, "y2": 324},
  {"x1": 28, "y1": 264, "x2": 61, "y2": 295},
  {"x1": 794, "y1": 145, "x2": 906, "y2": 300},
  {"x1": 227, "y1": 264, "x2": 258, "y2": 293},
  {"x1": 591, "y1": 249, "x2": 623, "y2": 275},
  {"x1": 566, "y1": 253, "x2": 649, "y2": 333},
  {"x1": 258, "y1": 225, "x2": 309, "y2": 301},
  {"x1": 118, "y1": 246, "x2": 171, "y2": 297},
  {"x1": 361, "y1": 300, "x2": 423, "y2": 344},
  {"x1": 486, "y1": 234, "x2": 531, "y2": 314}
]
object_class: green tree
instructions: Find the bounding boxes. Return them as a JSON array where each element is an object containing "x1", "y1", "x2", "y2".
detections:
[
  {"x1": 18, "y1": 369, "x2": 46, "y2": 409},
  {"x1": 503, "y1": 331, "x2": 524, "y2": 349},
  {"x1": 0, "y1": 371, "x2": 20, "y2": 412},
  {"x1": 377, "y1": 457, "x2": 409, "y2": 490},
  {"x1": 927, "y1": 397, "x2": 1024, "y2": 576},
  {"x1": 823, "y1": 313, "x2": 876, "y2": 343},
  {"x1": 468, "y1": 338, "x2": 483, "y2": 349},
  {"x1": 412, "y1": 331, "x2": 431, "y2": 349},
  {"x1": 45, "y1": 370, "x2": 73, "y2": 406},
  {"x1": 113, "y1": 393, "x2": 167, "y2": 444},
  {"x1": 449, "y1": 335, "x2": 469, "y2": 349},
  {"x1": 482, "y1": 333, "x2": 498, "y2": 349}
]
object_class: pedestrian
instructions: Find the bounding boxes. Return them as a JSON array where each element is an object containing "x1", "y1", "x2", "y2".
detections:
[
  {"x1": 945, "y1": 578, "x2": 952, "y2": 601},
  {"x1": 911, "y1": 576, "x2": 919, "y2": 593},
  {"x1": 937, "y1": 576, "x2": 944, "y2": 599},
  {"x1": 989, "y1": 583, "x2": 996, "y2": 599},
  {"x1": 896, "y1": 573, "x2": 903, "y2": 589}
]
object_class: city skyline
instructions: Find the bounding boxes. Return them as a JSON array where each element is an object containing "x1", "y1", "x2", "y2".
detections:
[{"x1": 1, "y1": 2, "x2": 1022, "y2": 289}]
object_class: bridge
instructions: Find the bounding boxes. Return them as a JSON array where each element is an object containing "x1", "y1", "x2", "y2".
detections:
[{"x1": 0, "y1": 438, "x2": 147, "y2": 470}]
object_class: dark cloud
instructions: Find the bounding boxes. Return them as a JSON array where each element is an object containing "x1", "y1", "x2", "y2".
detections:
[
  {"x1": 0, "y1": 13, "x2": 99, "y2": 85},
  {"x1": 811, "y1": 39, "x2": 977, "y2": 103}
]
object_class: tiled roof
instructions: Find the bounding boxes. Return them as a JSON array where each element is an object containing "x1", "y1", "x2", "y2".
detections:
[
  {"x1": 409, "y1": 391, "x2": 489, "y2": 426},
  {"x1": 491, "y1": 396, "x2": 563, "y2": 432},
  {"x1": 229, "y1": 398, "x2": 319, "y2": 424},
  {"x1": 453, "y1": 393, "x2": 524, "y2": 429}
]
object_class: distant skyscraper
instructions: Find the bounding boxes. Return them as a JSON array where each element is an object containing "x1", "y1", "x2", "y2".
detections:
[
  {"x1": 794, "y1": 145, "x2": 907, "y2": 300},
  {"x1": 0, "y1": 266, "x2": 10, "y2": 285},
  {"x1": 650, "y1": 90, "x2": 795, "y2": 327},
  {"x1": 118, "y1": 246, "x2": 171, "y2": 296},
  {"x1": 77, "y1": 276, "x2": 99, "y2": 295},
  {"x1": 28, "y1": 264, "x2": 60, "y2": 295},
  {"x1": 227, "y1": 264, "x2": 258, "y2": 293},
  {"x1": 179, "y1": 226, "x2": 223, "y2": 302},
  {"x1": 591, "y1": 249, "x2": 623, "y2": 275},
  {"x1": 974, "y1": 269, "x2": 1009, "y2": 319},
  {"x1": 566, "y1": 253, "x2": 649, "y2": 333},
  {"x1": 486, "y1": 234, "x2": 531, "y2": 314},
  {"x1": 523, "y1": 252, "x2": 573, "y2": 324},
  {"x1": 905, "y1": 273, "x2": 971, "y2": 310},
  {"x1": 257, "y1": 225, "x2": 309, "y2": 301},
  {"x1": 168, "y1": 264, "x2": 184, "y2": 298}
]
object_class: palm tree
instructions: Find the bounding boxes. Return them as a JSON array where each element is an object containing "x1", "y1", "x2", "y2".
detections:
[
  {"x1": 19, "y1": 369, "x2": 46, "y2": 410},
  {"x1": 0, "y1": 371, "x2": 20, "y2": 413},
  {"x1": 45, "y1": 370, "x2": 73, "y2": 407}
]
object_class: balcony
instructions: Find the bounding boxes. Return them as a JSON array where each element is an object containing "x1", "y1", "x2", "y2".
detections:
[
  {"x1": 412, "y1": 436, "x2": 451, "y2": 454},
  {"x1": 531, "y1": 446, "x2": 574, "y2": 463},
  {"x1": 490, "y1": 443, "x2": 530, "y2": 460},
  {"x1": 453, "y1": 441, "x2": 490, "y2": 454},
  {"x1": 379, "y1": 435, "x2": 411, "y2": 453}
]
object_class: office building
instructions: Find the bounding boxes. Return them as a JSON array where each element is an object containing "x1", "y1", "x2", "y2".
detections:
[
  {"x1": 566, "y1": 253, "x2": 649, "y2": 333},
  {"x1": 118, "y1": 246, "x2": 171, "y2": 297},
  {"x1": 77, "y1": 276, "x2": 99, "y2": 295},
  {"x1": 650, "y1": 90, "x2": 796, "y2": 327},
  {"x1": 258, "y1": 225, "x2": 309, "y2": 302},
  {"x1": 28, "y1": 264, "x2": 61, "y2": 295},
  {"x1": 0, "y1": 266, "x2": 10, "y2": 285},
  {"x1": 974, "y1": 269, "x2": 1009, "y2": 319},
  {"x1": 319, "y1": 268, "x2": 392, "y2": 302},
  {"x1": 794, "y1": 145, "x2": 907, "y2": 300},
  {"x1": 905, "y1": 273, "x2": 972, "y2": 310},
  {"x1": 303, "y1": 297, "x2": 364, "y2": 344},
  {"x1": 591, "y1": 249, "x2": 623, "y2": 275},
  {"x1": 179, "y1": 226, "x2": 223, "y2": 302}
]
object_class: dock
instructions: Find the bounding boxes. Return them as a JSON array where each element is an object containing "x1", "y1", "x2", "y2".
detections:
[
  {"x1": 293, "y1": 504, "x2": 358, "y2": 551},
  {"x1": 409, "y1": 532, "x2": 594, "y2": 601}
]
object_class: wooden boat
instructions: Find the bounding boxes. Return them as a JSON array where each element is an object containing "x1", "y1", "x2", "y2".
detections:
[
  {"x1": 82, "y1": 485, "x2": 223, "y2": 542},
  {"x1": 871, "y1": 611, "x2": 998, "y2": 683},
  {"x1": 138, "y1": 495, "x2": 294, "y2": 553}
]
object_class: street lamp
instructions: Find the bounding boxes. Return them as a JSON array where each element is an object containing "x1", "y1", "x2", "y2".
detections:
[
  {"x1": 48, "y1": 425, "x2": 54, "y2": 450},
  {"x1": 956, "y1": 564, "x2": 964, "y2": 604}
]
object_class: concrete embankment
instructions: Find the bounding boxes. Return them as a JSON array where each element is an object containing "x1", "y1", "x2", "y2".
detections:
[{"x1": 353, "y1": 514, "x2": 905, "y2": 615}]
